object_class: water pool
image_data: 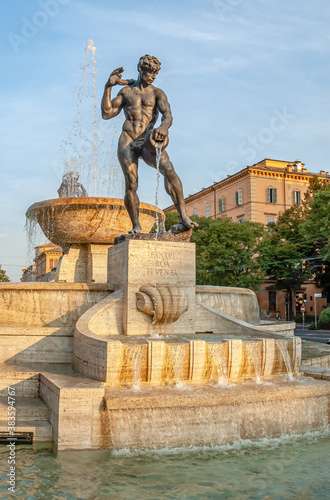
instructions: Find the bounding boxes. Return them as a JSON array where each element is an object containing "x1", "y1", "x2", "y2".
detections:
[{"x1": 1, "y1": 430, "x2": 329, "y2": 499}]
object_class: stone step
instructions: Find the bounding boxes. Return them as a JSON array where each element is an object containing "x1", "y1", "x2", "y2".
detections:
[
  {"x1": 0, "y1": 371, "x2": 40, "y2": 397},
  {"x1": 0, "y1": 419, "x2": 52, "y2": 442},
  {"x1": 0, "y1": 397, "x2": 48, "y2": 421}
]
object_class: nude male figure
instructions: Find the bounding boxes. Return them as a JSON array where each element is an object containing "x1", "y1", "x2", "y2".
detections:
[{"x1": 101, "y1": 54, "x2": 198, "y2": 234}]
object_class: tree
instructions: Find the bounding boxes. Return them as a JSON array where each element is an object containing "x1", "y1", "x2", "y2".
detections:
[
  {"x1": 303, "y1": 184, "x2": 330, "y2": 261},
  {"x1": 258, "y1": 178, "x2": 328, "y2": 319},
  {"x1": 0, "y1": 265, "x2": 10, "y2": 282},
  {"x1": 164, "y1": 210, "x2": 179, "y2": 231},
  {"x1": 190, "y1": 216, "x2": 266, "y2": 290}
]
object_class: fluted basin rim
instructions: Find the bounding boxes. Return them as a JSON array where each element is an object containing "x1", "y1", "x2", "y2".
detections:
[{"x1": 26, "y1": 197, "x2": 163, "y2": 215}]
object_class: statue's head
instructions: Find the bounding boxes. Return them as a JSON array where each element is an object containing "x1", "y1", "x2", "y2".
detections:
[{"x1": 137, "y1": 55, "x2": 161, "y2": 84}]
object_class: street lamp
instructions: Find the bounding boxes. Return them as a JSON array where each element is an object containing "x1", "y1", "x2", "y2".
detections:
[{"x1": 314, "y1": 293, "x2": 323, "y2": 328}]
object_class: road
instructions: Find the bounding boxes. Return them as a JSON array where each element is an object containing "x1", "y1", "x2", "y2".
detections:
[{"x1": 294, "y1": 325, "x2": 330, "y2": 344}]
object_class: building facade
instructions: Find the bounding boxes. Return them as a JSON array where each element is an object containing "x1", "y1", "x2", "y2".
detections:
[
  {"x1": 21, "y1": 242, "x2": 63, "y2": 282},
  {"x1": 165, "y1": 158, "x2": 330, "y2": 225},
  {"x1": 164, "y1": 158, "x2": 330, "y2": 319}
]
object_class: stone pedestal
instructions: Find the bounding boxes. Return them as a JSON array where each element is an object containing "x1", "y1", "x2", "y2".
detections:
[
  {"x1": 55, "y1": 244, "x2": 113, "y2": 283},
  {"x1": 108, "y1": 239, "x2": 196, "y2": 335}
]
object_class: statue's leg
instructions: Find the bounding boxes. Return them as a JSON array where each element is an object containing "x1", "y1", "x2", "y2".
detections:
[
  {"x1": 141, "y1": 148, "x2": 198, "y2": 230},
  {"x1": 118, "y1": 132, "x2": 141, "y2": 233}
]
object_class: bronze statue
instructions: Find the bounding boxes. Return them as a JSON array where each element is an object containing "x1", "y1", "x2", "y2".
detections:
[
  {"x1": 101, "y1": 55, "x2": 197, "y2": 234},
  {"x1": 58, "y1": 171, "x2": 88, "y2": 198}
]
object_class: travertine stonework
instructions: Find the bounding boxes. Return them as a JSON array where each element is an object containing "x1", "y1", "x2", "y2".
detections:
[{"x1": 108, "y1": 239, "x2": 196, "y2": 335}]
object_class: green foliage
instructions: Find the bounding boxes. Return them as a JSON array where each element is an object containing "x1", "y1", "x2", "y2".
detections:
[
  {"x1": 318, "y1": 307, "x2": 330, "y2": 329},
  {"x1": 259, "y1": 209, "x2": 313, "y2": 293},
  {"x1": 259, "y1": 178, "x2": 329, "y2": 296},
  {"x1": 0, "y1": 265, "x2": 10, "y2": 282},
  {"x1": 190, "y1": 216, "x2": 266, "y2": 290},
  {"x1": 164, "y1": 211, "x2": 179, "y2": 230},
  {"x1": 303, "y1": 184, "x2": 330, "y2": 261}
]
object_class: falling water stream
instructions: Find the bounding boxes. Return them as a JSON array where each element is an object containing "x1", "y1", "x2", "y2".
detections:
[
  {"x1": 208, "y1": 344, "x2": 228, "y2": 384},
  {"x1": 154, "y1": 146, "x2": 162, "y2": 238},
  {"x1": 244, "y1": 341, "x2": 262, "y2": 383},
  {"x1": 276, "y1": 341, "x2": 294, "y2": 380}
]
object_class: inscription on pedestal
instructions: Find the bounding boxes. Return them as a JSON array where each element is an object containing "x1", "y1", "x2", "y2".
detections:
[
  {"x1": 108, "y1": 240, "x2": 196, "y2": 335},
  {"x1": 147, "y1": 250, "x2": 178, "y2": 277}
]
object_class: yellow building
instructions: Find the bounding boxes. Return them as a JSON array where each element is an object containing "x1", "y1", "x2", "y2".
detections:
[
  {"x1": 21, "y1": 242, "x2": 63, "y2": 282},
  {"x1": 165, "y1": 158, "x2": 330, "y2": 224},
  {"x1": 164, "y1": 158, "x2": 330, "y2": 319}
]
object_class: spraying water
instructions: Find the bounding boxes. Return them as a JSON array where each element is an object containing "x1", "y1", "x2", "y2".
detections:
[
  {"x1": 58, "y1": 39, "x2": 124, "y2": 199},
  {"x1": 86, "y1": 39, "x2": 98, "y2": 196}
]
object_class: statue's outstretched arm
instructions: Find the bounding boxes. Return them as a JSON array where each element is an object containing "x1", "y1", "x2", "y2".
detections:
[{"x1": 101, "y1": 67, "x2": 132, "y2": 120}]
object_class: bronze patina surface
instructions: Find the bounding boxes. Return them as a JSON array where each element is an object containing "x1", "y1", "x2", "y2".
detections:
[{"x1": 101, "y1": 55, "x2": 198, "y2": 234}]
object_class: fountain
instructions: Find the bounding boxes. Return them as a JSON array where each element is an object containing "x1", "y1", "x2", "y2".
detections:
[{"x1": 0, "y1": 53, "x2": 330, "y2": 454}]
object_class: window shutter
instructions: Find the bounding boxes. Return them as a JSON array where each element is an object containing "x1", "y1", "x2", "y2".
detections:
[
  {"x1": 218, "y1": 198, "x2": 222, "y2": 212},
  {"x1": 238, "y1": 189, "x2": 243, "y2": 205},
  {"x1": 267, "y1": 187, "x2": 270, "y2": 203},
  {"x1": 274, "y1": 188, "x2": 277, "y2": 203},
  {"x1": 235, "y1": 191, "x2": 238, "y2": 205}
]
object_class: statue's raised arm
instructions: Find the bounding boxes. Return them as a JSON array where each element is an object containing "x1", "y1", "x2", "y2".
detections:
[{"x1": 101, "y1": 67, "x2": 135, "y2": 120}]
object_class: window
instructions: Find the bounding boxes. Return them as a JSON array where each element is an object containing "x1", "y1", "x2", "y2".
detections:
[
  {"x1": 267, "y1": 187, "x2": 277, "y2": 203},
  {"x1": 49, "y1": 259, "x2": 53, "y2": 269},
  {"x1": 54, "y1": 259, "x2": 58, "y2": 268},
  {"x1": 235, "y1": 189, "x2": 243, "y2": 206},
  {"x1": 267, "y1": 217, "x2": 276, "y2": 224},
  {"x1": 293, "y1": 190, "x2": 301, "y2": 205},
  {"x1": 193, "y1": 208, "x2": 197, "y2": 216},
  {"x1": 218, "y1": 196, "x2": 225, "y2": 212},
  {"x1": 206, "y1": 203, "x2": 210, "y2": 218},
  {"x1": 269, "y1": 291, "x2": 277, "y2": 312}
]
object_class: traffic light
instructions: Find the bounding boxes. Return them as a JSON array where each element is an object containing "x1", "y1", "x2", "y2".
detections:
[
  {"x1": 303, "y1": 293, "x2": 307, "y2": 303},
  {"x1": 322, "y1": 264, "x2": 327, "y2": 274},
  {"x1": 302, "y1": 260, "x2": 306, "y2": 271},
  {"x1": 295, "y1": 292, "x2": 303, "y2": 308}
]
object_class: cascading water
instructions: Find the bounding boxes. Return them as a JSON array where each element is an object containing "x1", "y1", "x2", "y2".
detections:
[
  {"x1": 124, "y1": 345, "x2": 143, "y2": 390},
  {"x1": 244, "y1": 341, "x2": 262, "y2": 383},
  {"x1": 166, "y1": 344, "x2": 186, "y2": 387},
  {"x1": 276, "y1": 341, "x2": 294, "y2": 380},
  {"x1": 208, "y1": 344, "x2": 228, "y2": 385}
]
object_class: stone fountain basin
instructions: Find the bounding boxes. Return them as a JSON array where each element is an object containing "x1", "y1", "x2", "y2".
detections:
[{"x1": 26, "y1": 197, "x2": 164, "y2": 246}]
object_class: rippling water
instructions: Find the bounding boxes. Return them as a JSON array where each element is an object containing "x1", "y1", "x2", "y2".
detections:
[{"x1": 1, "y1": 430, "x2": 329, "y2": 499}]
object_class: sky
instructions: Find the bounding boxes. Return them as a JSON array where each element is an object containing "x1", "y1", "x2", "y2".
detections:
[{"x1": 0, "y1": 0, "x2": 329, "y2": 281}]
